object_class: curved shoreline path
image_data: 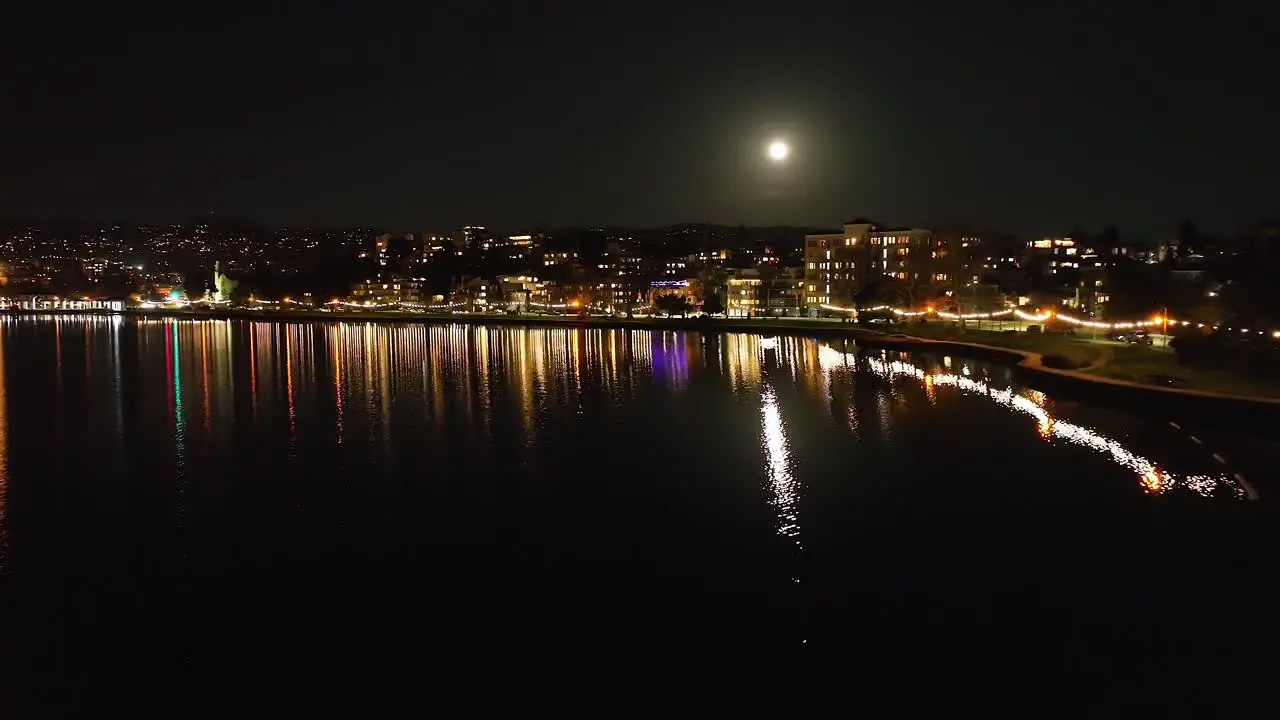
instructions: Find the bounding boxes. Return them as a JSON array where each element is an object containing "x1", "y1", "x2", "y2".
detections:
[
  {"x1": 1077, "y1": 346, "x2": 1114, "y2": 373},
  {"x1": 850, "y1": 329, "x2": 1280, "y2": 404}
]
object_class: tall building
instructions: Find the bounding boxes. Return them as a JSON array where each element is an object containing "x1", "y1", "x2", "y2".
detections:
[
  {"x1": 1069, "y1": 240, "x2": 1121, "y2": 317},
  {"x1": 802, "y1": 219, "x2": 897, "y2": 308},
  {"x1": 449, "y1": 276, "x2": 493, "y2": 311},
  {"x1": 501, "y1": 234, "x2": 535, "y2": 259},
  {"x1": 373, "y1": 233, "x2": 391, "y2": 268},
  {"x1": 542, "y1": 251, "x2": 578, "y2": 268},
  {"x1": 727, "y1": 267, "x2": 804, "y2": 317},
  {"x1": 593, "y1": 279, "x2": 630, "y2": 312},
  {"x1": 1026, "y1": 237, "x2": 1079, "y2": 274},
  {"x1": 496, "y1": 274, "x2": 542, "y2": 310},
  {"x1": 419, "y1": 233, "x2": 449, "y2": 260},
  {"x1": 460, "y1": 226, "x2": 490, "y2": 251},
  {"x1": 803, "y1": 219, "x2": 985, "y2": 309},
  {"x1": 349, "y1": 277, "x2": 424, "y2": 305}
]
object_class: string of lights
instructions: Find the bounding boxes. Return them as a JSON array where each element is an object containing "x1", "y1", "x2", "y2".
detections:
[
  {"x1": 127, "y1": 295, "x2": 660, "y2": 315},
  {"x1": 70, "y1": 293, "x2": 1280, "y2": 339},
  {"x1": 827, "y1": 303, "x2": 1280, "y2": 339}
]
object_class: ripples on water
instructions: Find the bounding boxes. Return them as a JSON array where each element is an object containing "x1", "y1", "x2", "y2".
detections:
[
  {"x1": 0, "y1": 316, "x2": 1268, "y2": 711},
  {"x1": 0, "y1": 317, "x2": 1250, "y2": 572}
]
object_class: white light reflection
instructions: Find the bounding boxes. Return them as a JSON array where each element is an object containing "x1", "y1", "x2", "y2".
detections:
[
  {"x1": 864, "y1": 356, "x2": 1239, "y2": 497},
  {"x1": 761, "y1": 383, "x2": 801, "y2": 546},
  {"x1": 817, "y1": 344, "x2": 857, "y2": 373}
]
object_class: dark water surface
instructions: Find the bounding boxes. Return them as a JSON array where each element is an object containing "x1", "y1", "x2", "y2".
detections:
[{"x1": 0, "y1": 317, "x2": 1272, "y2": 713}]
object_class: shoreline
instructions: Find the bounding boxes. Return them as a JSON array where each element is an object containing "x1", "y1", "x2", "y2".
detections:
[
  {"x1": 9, "y1": 307, "x2": 1280, "y2": 419},
  {"x1": 849, "y1": 332, "x2": 1280, "y2": 422}
]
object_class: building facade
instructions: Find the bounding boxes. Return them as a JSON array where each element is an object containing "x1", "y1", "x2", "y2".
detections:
[
  {"x1": 803, "y1": 220, "x2": 921, "y2": 308},
  {"x1": 592, "y1": 280, "x2": 631, "y2": 312},
  {"x1": 1026, "y1": 237, "x2": 1079, "y2": 275},
  {"x1": 350, "y1": 277, "x2": 425, "y2": 305},
  {"x1": 647, "y1": 279, "x2": 699, "y2": 309},
  {"x1": 496, "y1": 275, "x2": 543, "y2": 311},
  {"x1": 804, "y1": 219, "x2": 986, "y2": 310},
  {"x1": 449, "y1": 276, "x2": 493, "y2": 311},
  {"x1": 727, "y1": 267, "x2": 805, "y2": 317}
]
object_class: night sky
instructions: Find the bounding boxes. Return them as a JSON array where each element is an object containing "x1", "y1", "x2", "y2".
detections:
[{"x1": 3, "y1": 3, "x2": 1276, "y2": 238}]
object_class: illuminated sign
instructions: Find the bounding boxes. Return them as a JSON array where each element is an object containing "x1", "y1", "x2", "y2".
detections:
[{"x1": 7, "y1": 298, "x2": 125, "y2": 312}]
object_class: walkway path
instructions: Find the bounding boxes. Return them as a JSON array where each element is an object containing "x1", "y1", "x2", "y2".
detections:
[{"x1": 1076, "y1": 346, "x2": 1113, "y2": 373}]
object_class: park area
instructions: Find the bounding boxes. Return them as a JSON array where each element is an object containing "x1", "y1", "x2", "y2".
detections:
[
  {"x1": 885, "y1": 320, "x2": 1104, "y2": 369},
  {"x1": 887, "y1": 319, "x2": 1280, "y2": 399}
]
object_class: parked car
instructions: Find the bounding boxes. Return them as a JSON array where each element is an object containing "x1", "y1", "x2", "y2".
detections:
[{"x1": 1113, "y1": 330, "x2": 1153, "y2": 345}]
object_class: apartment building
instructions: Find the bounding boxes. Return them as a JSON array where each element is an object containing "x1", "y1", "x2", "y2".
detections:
[
  {"x1": 726, "y1": 267, "x2": 805, "y2": 317},
  {"x1": 803, "y1": 219, "x2": 986, "y2": 309}
]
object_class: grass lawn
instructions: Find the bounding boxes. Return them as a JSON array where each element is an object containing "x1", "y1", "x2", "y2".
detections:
[
  {"x1": 1086, "y1": 344, "x2": 1280, "y2": 399},
  {"x1": 881, "y1": 321, "x2": 1102, "y2": 368}
]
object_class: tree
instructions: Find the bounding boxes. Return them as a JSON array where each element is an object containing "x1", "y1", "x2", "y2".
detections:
[
  {"x1": 1185, "y1": 300, "x2": 1228, "y2": 326},
  {"x1": 702, "y1": 290, "x2": 725, "y2": 316},
  {"x1": 1219, "y1": 280, "x2": 1274, "y2": 327},
  {"x1": 697, "y1": 264, "x2": 727, "y2": 311},
  {"x1": 214, "y1": 267, "x2": 238, "y2": 302},
  {"x1": 623, "y1": 266, "x2": 658, "y2": 318},
  {"x1": 1176, "y1": 219, "x2": 1202, "y2": 253},
  {"x1": 1104, "y1": 257, "x2": 1169, "y2": 319},
  {"x1": 854, "y1": 278, "x2": 907, "y2": 308},
  {"x1": 698, "y1": 264, "x2": 727, "y2": 290},
  {"x1": 656, "y1": 294, "x2": 691, "y2": 317},
  {"x1": 1027, "y1": 289, "x2": 1068, "y2": 313}
]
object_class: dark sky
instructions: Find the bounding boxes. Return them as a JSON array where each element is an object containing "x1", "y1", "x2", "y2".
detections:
[{"x1": 2, "y1": 3, "x2": 1276, "y2": 238}]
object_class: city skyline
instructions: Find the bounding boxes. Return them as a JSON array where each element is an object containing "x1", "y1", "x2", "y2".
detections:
[
  {"x1": 3, "y1": 5, "x2": 1276, "y2": 238},
  {"x1": 4, "y1": 5, "x2": 1278, "y2": 709},
  {"x1": 0, "y1": 213, "x2": 1269, "y2": 248}
]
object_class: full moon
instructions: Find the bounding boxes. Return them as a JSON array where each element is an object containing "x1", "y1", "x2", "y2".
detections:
[{"x1": 767, "y1": 140, "x2": 789, "y2": 162}]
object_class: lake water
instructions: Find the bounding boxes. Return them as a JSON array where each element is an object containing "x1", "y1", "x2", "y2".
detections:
[{"x1": 0, "y1": 316, "x2": 1272, "y2": 713}]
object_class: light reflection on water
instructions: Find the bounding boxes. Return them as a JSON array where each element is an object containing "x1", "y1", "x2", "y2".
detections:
[
  {"x1": 166, "y1": 321, "x2": 187, "y2": 526},
  {"x1": 1, "y1": 317, "x2": 1250, "y2": 555},
  {"x1": 760, "y1": 381, "x2": 801, "y2": 547},
  {"x1": 0, "y1": 315, "x2": 1268, "y2": 701},
  {"x1": 730, "y1": 335, "x2": 1243, "y2": 501},
  {"x1": 861, "y1": 355, "x2": 1240, "y2": 498}
]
